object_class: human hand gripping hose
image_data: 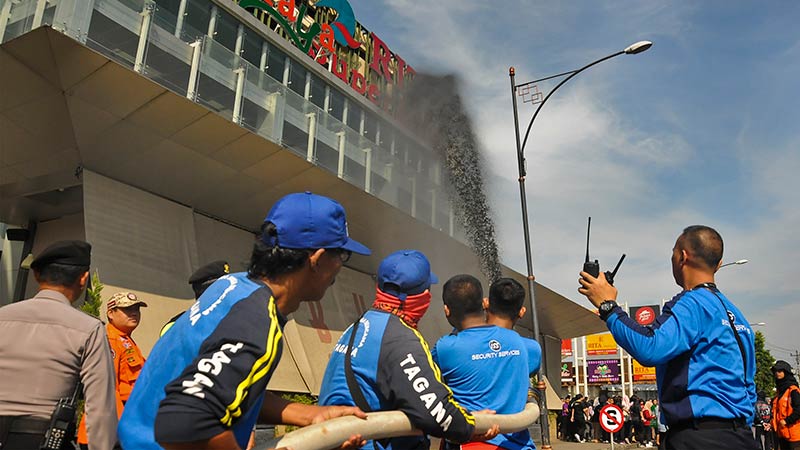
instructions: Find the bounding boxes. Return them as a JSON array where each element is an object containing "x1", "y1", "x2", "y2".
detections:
[{"x1": 275, "y1": 402, "x2": 540, "y2": 450}]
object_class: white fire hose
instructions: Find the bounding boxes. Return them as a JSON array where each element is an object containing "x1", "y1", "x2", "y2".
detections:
[{"x1": 275, "y1": 402, "x2": 540, "y2": 450}]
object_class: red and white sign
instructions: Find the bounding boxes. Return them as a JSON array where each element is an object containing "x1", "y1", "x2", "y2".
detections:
[
  {"x1": 599, "y1": 404, "x2": 625, "y2": 433},
  {"x1": 630, "y1": 305, "x2": 661, "y2": 326}
]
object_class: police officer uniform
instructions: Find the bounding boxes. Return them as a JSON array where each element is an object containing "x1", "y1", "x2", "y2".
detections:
[{"x1": 0, "y1": 241, "x2": 117, "y2": 450}]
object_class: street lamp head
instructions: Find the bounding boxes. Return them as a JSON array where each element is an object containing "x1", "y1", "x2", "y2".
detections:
[{"x1": 624, "y1": 40, "x2": 653, "y2": 55}]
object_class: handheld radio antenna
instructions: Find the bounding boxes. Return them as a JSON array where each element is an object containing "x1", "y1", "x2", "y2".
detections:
[
  {"x1": 585, "y1": 217, "x2": 592, "y2": 263},
  {"x1": 609, "y1": 254, "x2": 626, "y2": 281}
]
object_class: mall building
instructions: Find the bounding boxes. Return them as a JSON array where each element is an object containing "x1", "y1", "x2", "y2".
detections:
[{"x1": 0, "y1": 0, "x2": 604, "y2": 398}]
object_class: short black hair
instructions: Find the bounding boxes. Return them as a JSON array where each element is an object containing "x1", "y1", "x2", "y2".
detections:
[
  {"x1": 680, "y1": 225, "x2": 723, "y2": 270},
  {"x1": 442, "y1": 275, "x2": 484, "y2": 323},
  {"x1": 488, "y1": 278, "x2": 526, "y2": 320},
  {"x1": 247, "y1": 222, "x2": 311, "y2": 279},
  {"x1": 34, "y1": 263, "x2": 89, "y2": 286}
]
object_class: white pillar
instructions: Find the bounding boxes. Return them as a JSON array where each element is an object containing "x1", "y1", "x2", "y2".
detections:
[
  {"x1": 232, "y1": 67, "x2": 246, "y2": 124},
  {"x1": 259, "y1": 41, "x2": 268, "y2": 72},
  {"x1": 364, "y1": 148, "x2": 372, "y2": 193},
  {"x1": 306, "y1": 113, "x2": 316, "y2": 163},
  {"x1": 206, "y1": 5, "x2": 217, "y2": 38},
  {"x1": 133, "y1": 2, "x2": 155, "y2": 74},
  {"x1": 0, "y1": 0, "x2": 13, "y2": 42},
  {"x1": 32, "y1": 0, "x2": 47, "y2": 28},
  {"x1": 186, "y1": 38, "x2": 203, "y2": 100},
  {"x1": 336, "y1": 132, "x2": 346, "y2": 176},
  {"x1": 581, "y1": 335, "x2": 589, "y2": 398},
  {"x1": 174, "y1": 0, "x2": 187, "y2": 38}
]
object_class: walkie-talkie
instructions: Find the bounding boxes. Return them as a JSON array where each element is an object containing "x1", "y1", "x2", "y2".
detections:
[
  {"x1": 582, "y1": 217, "x2": 626, "y2": 286},
  {"x1": 583, "y1": 217, "x2": 600, "y2": 278},
  {"x1": 40, "y1": 382, "x2": 81, "y2": 450}
]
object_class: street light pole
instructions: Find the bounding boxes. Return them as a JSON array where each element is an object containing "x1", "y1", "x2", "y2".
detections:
[{"x1": 509, "y1": 40, "x2": 652, "y2": 448}]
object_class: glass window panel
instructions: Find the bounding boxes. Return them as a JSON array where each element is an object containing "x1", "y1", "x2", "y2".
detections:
[
  {"x1": 143, "y1": 28, "x2": 192, "y2": 96},
  {"x1": 241, "y1": 28, "x2": 263, "y2": 68},
  {"x1": 282, "y1": 121, "x2": 309, "y2": 158},
  {"x1": 213, "y1": 7, "x2": 237, "y2": 53},
  {"x1": 181, "y1": 0, "x2": 212, "y2": 42},
  {"x1": 363, "y1": 112, "x2": 378, "y2": 142},
  {"x1": 86, "y1": 7, "x2": 139, "y2": 68},
  {"x1": 266, "y1": 44, "x2": 286, "y2": 83},
  {"x1": 347, "y1": 103, "x2": 363, "y2": 133},
  {"x1": 288, "y1": 60, "x2": 307, "y2": 97},
  {"x1": 328, "y1": 88, "x2": 345, "y2": 122},
  {"x1": 152, "y1": 0, "x2": 181, "y2": 34},
  {"x1": 309, "y1": 73, "x2": 326, "y2": 109}
]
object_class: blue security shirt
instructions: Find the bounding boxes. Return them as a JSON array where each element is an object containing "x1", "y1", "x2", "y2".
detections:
[
  {"x1": 432, "y1": 325, "x2": 541, "y2": 450},
  {"x1": 118, "y1": 272, "x2": 286, "y2": 449},
  {"x1": 605, "y1": 286, "x2": 756, "y2": 425},
  {"x1": 319, "y1": 309, "x2": 476, "y2": 450}
]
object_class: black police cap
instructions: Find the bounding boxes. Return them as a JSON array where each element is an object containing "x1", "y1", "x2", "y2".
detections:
[
  {"x1": 188, "y1": 260, "x2": 230, "y2": 285},
  {"x1": 30, "y1": 240, "x2": 91, "y2": 270}
]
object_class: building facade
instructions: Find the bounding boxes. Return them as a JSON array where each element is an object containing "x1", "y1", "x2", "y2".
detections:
[{"x1": 0, "y1": 0, "x2": 605, "y2": 395}]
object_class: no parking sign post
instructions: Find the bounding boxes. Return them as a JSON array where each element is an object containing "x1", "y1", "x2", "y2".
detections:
[{"x1": 599, "y1": 404, "x2": 625, "y2": 450}]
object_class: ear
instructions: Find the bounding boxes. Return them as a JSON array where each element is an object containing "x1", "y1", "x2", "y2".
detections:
[
  {"x1": 518, "y1": 306, "x2": 527, "y2": 319},
  {"x1": 79, "y1": 270, "x2": 90, "y2": 288},
  {"x1": 307, "y1": 248, "x2": 325, "y2": 270},
  {"x1": 482, "y1": 298, "x2": 489, "y2": 310},
  {"x1": 443, "y1": 305, "x2": 451, "y2": 317},
  {"x1": 679, "y1": 249, "x2": 689, "y2": 264}
]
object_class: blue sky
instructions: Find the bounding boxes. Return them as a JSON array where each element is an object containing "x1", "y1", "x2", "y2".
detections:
[{"x1": 353, "y1": 1, "x2": 800, "y2": 359}]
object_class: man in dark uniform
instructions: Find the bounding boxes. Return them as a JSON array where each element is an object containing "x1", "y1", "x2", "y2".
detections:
[
  {"x1": 579, "y1": 225, "x2": 758, "y2": 450},
  {"x1": 0, "y1": 240, "x2": 117, "y2": 450},
  {"x1": 159, "y1": 260, "x2": 231, "y2": 336}
]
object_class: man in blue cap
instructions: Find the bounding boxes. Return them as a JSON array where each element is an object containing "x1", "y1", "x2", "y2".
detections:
[
  {"x1": 119, "y1": 192, "x2": 371, "y2": 450},
  {"x1": 319, "y1": 250, "x2": 497, "y2": 450}
]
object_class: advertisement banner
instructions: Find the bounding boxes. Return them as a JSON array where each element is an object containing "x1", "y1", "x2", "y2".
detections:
[
  {"x1": 633, "y1": 359, "x2": 657, "y2": 382},
  {"x1": 587, "y1": 359, "x2": 621, "y2": 384},
  {"x1": 561, "y1": 339, "x2": 573, "y2": 357},
  {"x1": 586, "y1": 333, "x2": 618, "y2": 356},
  {"x1": 586, "y1": 359, "x2": 620, "y2": 384},
  {"x1": 561, "y1": 362, "x2": 574, "y2": 384},
  {"x1": 629, "y1": 305, "x2": 662, "y2": 326}
]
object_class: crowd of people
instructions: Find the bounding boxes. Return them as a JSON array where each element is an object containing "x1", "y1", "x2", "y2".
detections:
[
  {"x1": 557, "y1": 393, "x2": 661, "y2": 447},
  {"x1": 0, "y1": 191, "x2": 543, "y2": 450}
]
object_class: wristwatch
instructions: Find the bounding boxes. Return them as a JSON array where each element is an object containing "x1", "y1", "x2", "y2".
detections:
[{"x1": 598, "y1": 300, "x2": 618, "y2": 321}]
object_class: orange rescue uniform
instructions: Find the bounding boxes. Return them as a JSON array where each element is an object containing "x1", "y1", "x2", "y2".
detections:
[
  {"x1": 773, "y1": 385, "x2": 800, "y2": 442},
  {"x1": 77, "y1": 323, "x2": 145, "y2": 445}
]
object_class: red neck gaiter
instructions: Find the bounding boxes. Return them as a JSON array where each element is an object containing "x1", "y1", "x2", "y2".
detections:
[{"x1": 372, "y1": 288, "x2": 431, "y2": 329}]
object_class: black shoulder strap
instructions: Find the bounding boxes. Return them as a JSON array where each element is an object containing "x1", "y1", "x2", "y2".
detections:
[
  {"x1": 705, "y1": 287, "x2": 748, "y2": 378},
  {"x1": 344, "y1": 313, "x2": 371, "y2": 413}
]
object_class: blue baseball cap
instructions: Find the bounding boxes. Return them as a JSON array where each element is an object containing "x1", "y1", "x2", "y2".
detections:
[
  {"x1": 264, "y1": 192, "x2": 371, "y2": 255},
  {"x1": 377, "y1": 250, "x2": 438, "y2": 298}
]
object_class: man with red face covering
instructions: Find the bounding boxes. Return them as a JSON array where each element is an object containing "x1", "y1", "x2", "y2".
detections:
[{"x1": 319, "y1": 250, "x2": 496, "y2": 450}]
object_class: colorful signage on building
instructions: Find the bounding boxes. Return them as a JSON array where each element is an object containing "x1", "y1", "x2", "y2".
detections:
[
  {"x1": 629, "y1": 305, "x2": 661, "y2": 326},
  {"x1": 586, "y1": 333, "x2": 618, "y2": 356},
  {"x1": 561, "y1": 339, "x2": 573, "y2": 357},
  {"x1": 561, "y1": 362, "x2": 574, "y2": 384},
  {"x1": 587, "y1": 359, "x2": 620, "y2": 384},
  {"x1": 632, "y1": 359, "x2": 657, "y2": 382},
  {"x1": 238, "y1": 0, "x2": 414, "y2": 111}
]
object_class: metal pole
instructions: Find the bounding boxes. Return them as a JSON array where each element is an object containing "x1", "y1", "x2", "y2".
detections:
[{"x1": 510, "y1": 67, "x2": 551, "y2": 449}]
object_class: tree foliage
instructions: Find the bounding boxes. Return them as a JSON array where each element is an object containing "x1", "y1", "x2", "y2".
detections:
[
  {"x1": 754, "y1": 330, "x2": 775, "y2": 395},
  {"x1": 80, "y1": 270, "x2": 104, "y2": 319}
]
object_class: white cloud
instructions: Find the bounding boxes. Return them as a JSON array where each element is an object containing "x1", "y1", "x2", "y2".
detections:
[{"x1": 362, "y1": 0, "x2": 800, "y2": 351}]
